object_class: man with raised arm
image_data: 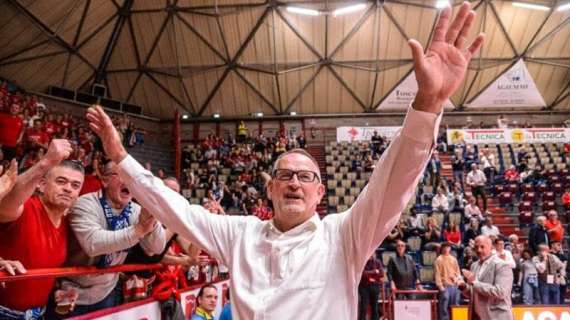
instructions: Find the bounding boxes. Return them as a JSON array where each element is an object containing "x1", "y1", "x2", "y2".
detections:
[
  {"x1": 86, "y1": 3, "x2": 483, "y2": 319},
  {"x1": 0, "y1": 140, "x2": 85, "y2": 319}
]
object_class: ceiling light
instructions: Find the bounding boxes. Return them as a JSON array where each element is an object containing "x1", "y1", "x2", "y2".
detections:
[
  {"x1": 512, "y1": 2, "x2": 550, "y2": 11},
  {"x1": 213, "y1": 113, "x2": 220, "y2": 119},
  {"x1": 286, "y1": 6, "x2": 321, "y2": 16},
  {"x1": 255, "y1": 112, "x2": 264, "y2": 117},
  {"x1": 181, "y1": 114, "x2": 189, "y2": 120},
  {"x1": 557, "y1": 2, "x2": 570, "y2": 11},
  {"x1": 332, "y1": 3, "x2": 366, "y2": 16},
  {"x1": 436, "y1": 0, "x2": 450, "y2": 9},
  {"x1": 289, "y1": 111, "x2": 297, "y2": 116}
]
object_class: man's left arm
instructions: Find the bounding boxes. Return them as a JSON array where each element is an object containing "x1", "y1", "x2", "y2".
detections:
[
  {"x1": 139, "y1": 222, "x2": 166, "y2": 255},
  {"x1": 472, "y1": 262, "x2": 513, "y2": 300}
]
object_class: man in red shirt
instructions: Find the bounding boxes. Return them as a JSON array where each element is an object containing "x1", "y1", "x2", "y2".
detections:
[
  {"x1": 562, "y1": 187, "x2": 570, "y2": 208},
  {"x1": 0, "y1": 103, "x2": 24, "y2": 160},
  {"x1": 0, "y1": 139, "x2": 84, "y2": 318},
  {"x1": 26, "y1": 119, "x2": 50, "y2": 150},
  {"x1": 544, "y1": 210, "x2": 564, "y2": 243}
]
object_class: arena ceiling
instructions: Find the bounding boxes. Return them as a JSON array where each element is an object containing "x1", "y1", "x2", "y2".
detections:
[{"x1": 0, "y1": 0, "x2": 569, "y2": 120}]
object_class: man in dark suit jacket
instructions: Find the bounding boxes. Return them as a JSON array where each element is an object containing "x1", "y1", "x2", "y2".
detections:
[
  {"x1": 528, "y1": 216, "x2": 549, "y2": 255},
  {"x1": 459, "y1": 235, "x2": 513, "y2": 320}
]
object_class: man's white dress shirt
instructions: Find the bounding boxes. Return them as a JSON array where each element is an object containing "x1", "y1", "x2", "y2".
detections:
[{"x1": 117, "y1": 108, "x2": 440, "y2": 319}]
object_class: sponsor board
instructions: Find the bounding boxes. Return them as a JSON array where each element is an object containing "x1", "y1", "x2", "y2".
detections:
[
  {"x1": 468, "y1": 59, "x2": 546, "y2": 108},
  {"x1": 452, "y1": 306, "x2": 570, "y2": 320},
  {"x1": 337, "y1": 126, "x2": 401, "y2": 142},
  {"x1": 447, "y1": 128, "x2": 569, "y2": 145}
]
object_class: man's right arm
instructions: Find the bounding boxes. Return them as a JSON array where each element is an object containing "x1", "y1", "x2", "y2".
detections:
[{"x1": 0, "y1": 139, "x2": 72, "y2": 223}]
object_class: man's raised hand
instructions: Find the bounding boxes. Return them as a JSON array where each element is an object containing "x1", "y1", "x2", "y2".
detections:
[
  {"x1": 409, "y1": 2, "x2": 485, "y2": 114},
  {"x1": 43, "y1": 139, "x2": 74, "y2": 167},
  {"x1": 86, "y1": 105, "x2": 127, "y2": 163}
]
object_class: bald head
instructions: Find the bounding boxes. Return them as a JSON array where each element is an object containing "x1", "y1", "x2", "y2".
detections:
[
  {"x1": 474, "y1": 235, "x2": 493, "y2": 260},
  {"x1": 536, "y1": 216, "x2": 546, "y2": 226}
]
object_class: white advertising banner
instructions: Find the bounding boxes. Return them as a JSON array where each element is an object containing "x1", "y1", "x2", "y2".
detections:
[
  {"x1": 468, "y1": 59, "x2": 546, "y2": 108},
  {"x1": 179, "y1": 280, "x2": 230, "y2": 318},
  {"x1": 376, "y1": 72, "x2": 455, "y2": 111},
  {"x1": 447, "y1": 127, "x2": 570, "y2": 145},
  {"x1": 89, "y1": 301, "x2": 161, "y2": 320},
  {"x1": 394, "y1": 300, "x2": 432, "y2": 320},
  {"x1": 336, "y1": 126, "x2": 401, "y2": 142}
]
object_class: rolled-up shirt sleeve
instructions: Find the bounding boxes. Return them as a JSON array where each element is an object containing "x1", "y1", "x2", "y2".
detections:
[
  {"x1": 340, "y1": 107, "x2": 441, "y2": 274},
  {"x1": 117, "y1": 155, "x2": 248, "y2": 265}
]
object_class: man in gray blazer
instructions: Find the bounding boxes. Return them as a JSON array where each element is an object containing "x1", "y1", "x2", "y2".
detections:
[{"x1": 459, "y1": 235, "x2": 513, "y2": 320}]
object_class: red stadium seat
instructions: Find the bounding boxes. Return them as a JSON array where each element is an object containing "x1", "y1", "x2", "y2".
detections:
[
  {"x1": 522, "y1": 183, "x2": 534, "y2": 193},
  {"x1": 499, "y1": 192, "x2": 513, "y2": 207},
  {"x1": 519, "y1": 210, "x2": 533, "y2": 224},
  {"x1": 507, "y1": 183, "x2": 519, "y2": 194},
  {"x1": 519, "y1": 201, "x2": 532, "y2": 212},
  {"x1": 537, "y1": 184, "x2": 549, "y2": 194},
  {"x1": 522, "y1": 192, "x2": 536, "y2": 202},
  {"x1": 542, "y1": 191, "x2": 556, "y2": 202},
  {"x1": 553, "y1": 183, "x2": 564, "y2": 194},
  {"x1": 542, "y1": 201, "x2": 556, "y2": 212}
]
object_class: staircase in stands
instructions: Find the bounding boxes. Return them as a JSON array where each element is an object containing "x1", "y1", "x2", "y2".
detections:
[
  {"x1": 439, "y1": 154, "x2": 522, "y2": 237},
  {"x1": 306, "y1": 145, "x2": 328, "y2": 218}
]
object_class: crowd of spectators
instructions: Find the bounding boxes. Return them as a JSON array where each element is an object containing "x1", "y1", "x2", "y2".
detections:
[
  {"x1": 180, "y1": 127, "x2": 307, "y2": 221},
  {"x1": 358, "y1": 122, "x2": 569, "y2": 320},
  {"x1": 0, "y1": 80, "x2": 144, "y2": 179}
]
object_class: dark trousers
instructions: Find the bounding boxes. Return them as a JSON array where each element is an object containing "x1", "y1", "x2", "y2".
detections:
[
  {"x1": 358, "y1": 283, "x2": 381, "y2": 320},
  {"x1": 471, "y1": 186, "x2": 487, "y2": 211}
]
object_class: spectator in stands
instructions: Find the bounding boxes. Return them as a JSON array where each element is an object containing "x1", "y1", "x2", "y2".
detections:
[
  {"x1": 493, "y1": 238, "x2": 516, "y2": 269},
  {"x1": 519, "y1": 249, "x2": 540, "y2": 304},
  {"x1": 426, "y1": 152, "x2": 442, "y2": 191},
  {"x1": 529, "y1": 216, "x2": 549, "y2": 255},
  {"x1": 466, "y1": 163, "x2": 487, "y2": 211},
  {"x1": 61, "y1": 162, "x2": 166, "y2": 317},
  {"x1": 432, "y1": 188, "x2": 450, "y2": 213},
  {"x1": 443, "y1": 221, "x2": 462, "y2": 249},
  {"x1": 0, "y1": 141, "x2": 84, "y2": 318},
  {"x1": 388, "y1": 240, "x2": 422, "y2": 295},
  {"x1": 370, "y1": 130, "x2": 383, "y2": 156},
  {"x1": 296, "y1": 132, "x2": 306, "y2": 149},
  {"x1": 462, "y1": 218, "x2": 480, "y2": 248},
  {"x1": 435, "y1": 242, "x2": 461, "y2": 320},
  {"x1": 551, "y1": 241, "x2": 568, "y2": 305},
  {"x1": 544, "y1": 210, "x2": 564, "y2": 243},
  {"x1": 504, "y1": 165, "x2": 520, "y2": 183},
  {"x1": 449, "y1": 184, "x2": 465, "y2": 213},
  {"x1": 462, "y1": 246, "x2": 476, "y2": 270},
  {"x1": 422, "y1": 217, "x2": 441, "y2": 251},
  {"x1": 534, "y1": 244, "x2": 565, "y2": 305},
  {"x1": 497, "y1": 115, "x2": 508, "y2": 128},
  {"x1": 464, "y1": 196, "x2": 484, "y2": 222},
  {"x1": 251, "y1": 198, "x2": 272, "y2": 221},
  {"x1": 358, "y1": 254, "x2": 383, "y2": 320},
  {"x1": 507, "y1": 234, "x2": 524, "y2": 284},
  {"x1": 458, "y1": 236, "x2": 513, "y2": 320},
  {"x1": 451, "y1": 155, "x2": 465, "y2": 191},
  {"x1": 463, "y1": 146, "x2": 477, "y2": 169},
  {"x1": 407, "y1": 208, "x2": 424, "y2": 236},
  {"x1": 86, "y1": 3, "x2": 485, "y2": 316},
  {"x1": 481, "y1": 218, "x2": 500, "y2": 238},
  {"x1": 191, "y1": 284, "x2": 218, "y2": 320},
  {"x1": 0, "y1": 102, "x2": 24, "y2": 160},
  {"x1": 562, "y1": 187, "x2": 570, "y2": 208},
  {"x1": 480, "y1": 148, "x2": 496, "y2": 186}
]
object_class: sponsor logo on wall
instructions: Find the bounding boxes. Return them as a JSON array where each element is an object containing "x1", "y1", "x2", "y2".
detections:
[{"x1": 467, "y1": 59, "x2": 546, "y2": 108}]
